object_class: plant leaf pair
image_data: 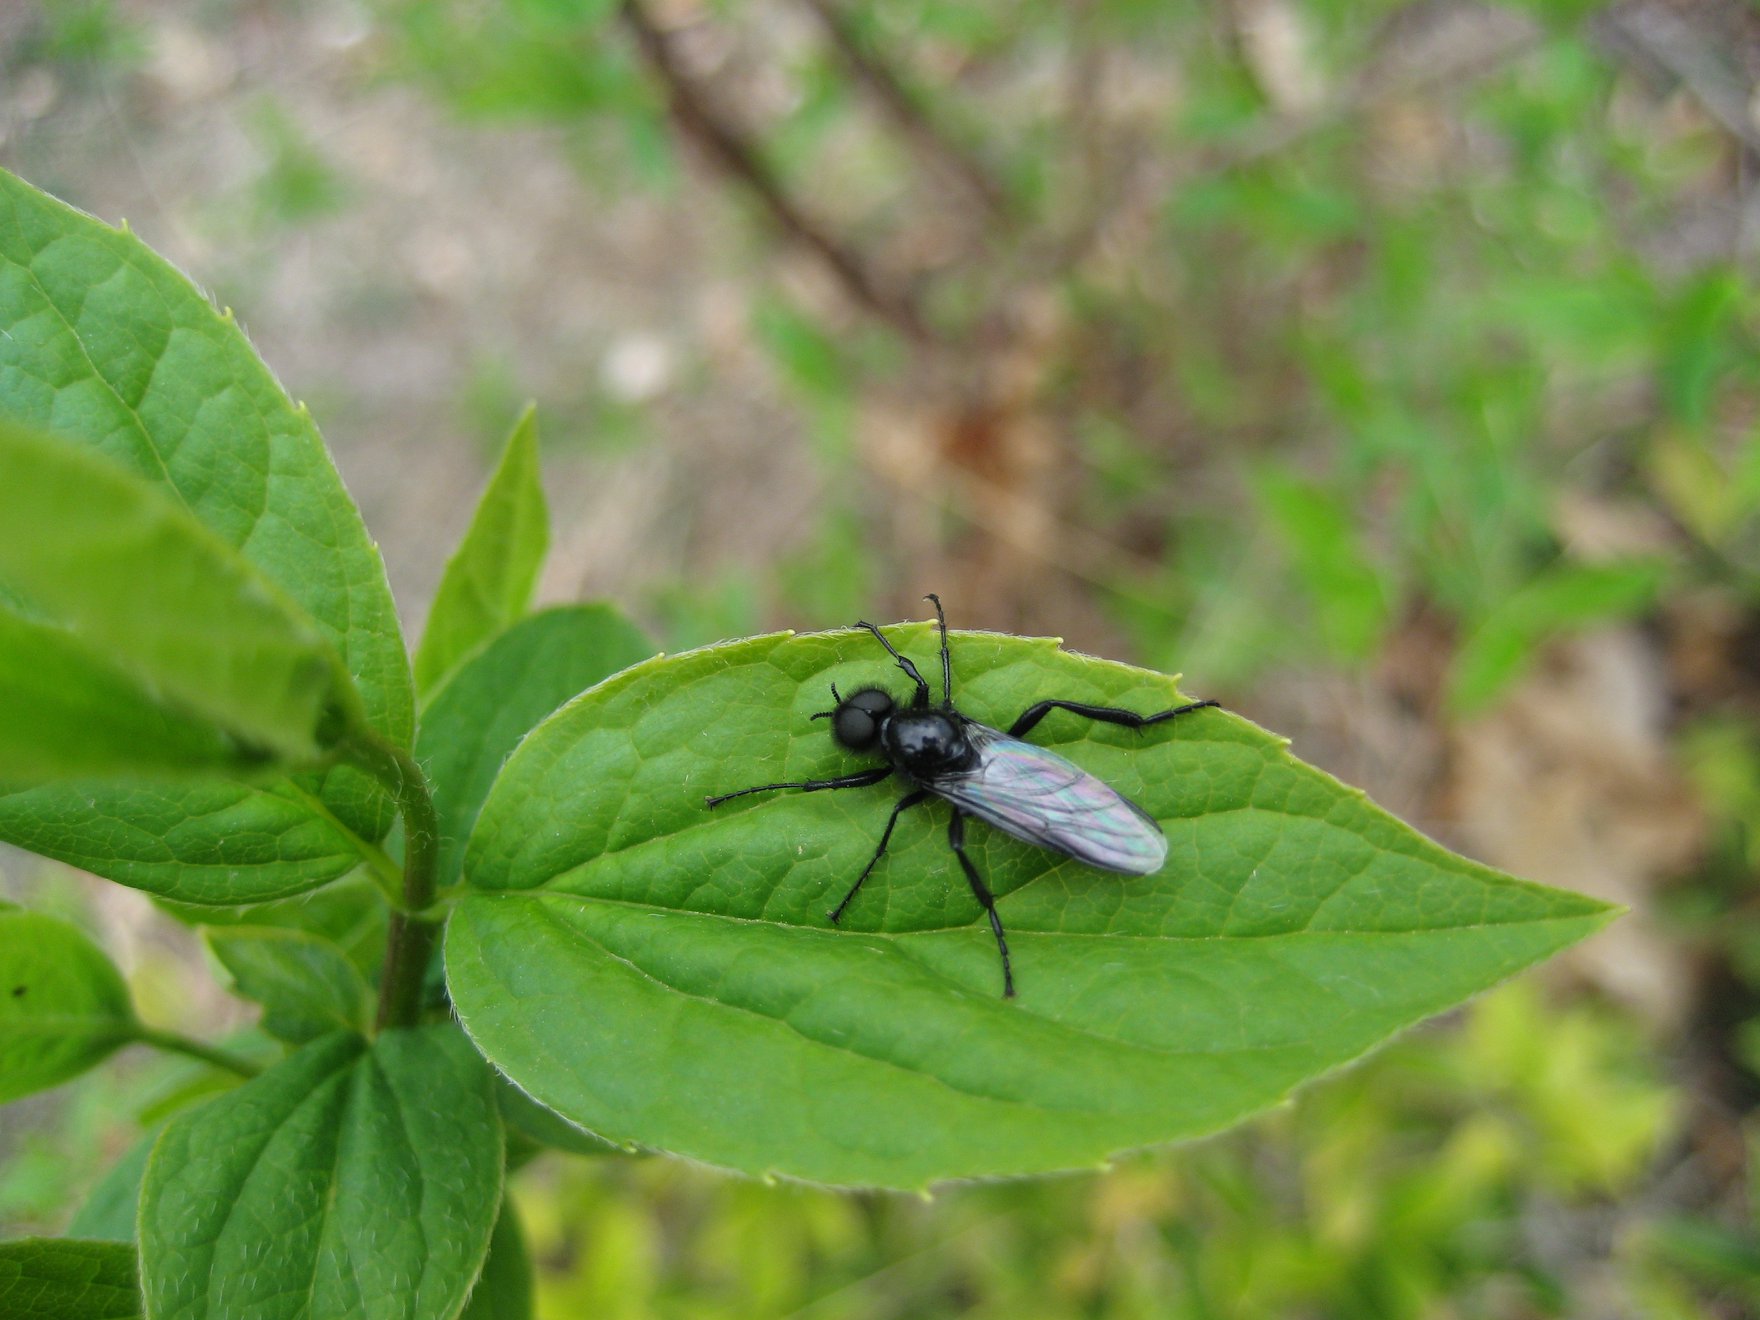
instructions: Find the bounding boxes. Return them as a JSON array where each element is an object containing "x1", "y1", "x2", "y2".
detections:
[{"x1": 0, "y1": 167, "x2": 410, "y2": 901}]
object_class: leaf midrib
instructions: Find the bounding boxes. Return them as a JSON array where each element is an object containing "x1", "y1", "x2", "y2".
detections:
[
  {"x1": 490, "y1": 896, "x2": 1599, "y2": 1077},
  {"x1": 474, "y1": 733, "x2": 1501, "y2": 912},
  {"x1": 490, "y1": 883, "x2": 1602, "y2": 941}
]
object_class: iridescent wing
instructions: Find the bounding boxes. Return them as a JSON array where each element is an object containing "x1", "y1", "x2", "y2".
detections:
[{"x1": 930, "y1": 721, "x2": 1167, "y2": 875}]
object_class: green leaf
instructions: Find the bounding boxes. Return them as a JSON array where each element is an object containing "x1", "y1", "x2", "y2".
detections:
[
  {"x1": 1659, "y1": 269, "x2": 1742, "y2": 429},
  {"x1": 0, "y1": 783, "x2": 376, "y2": 905},
  {"x1": 497, "y1": 1075, "x2": 619, "y2": 1160},
  {"x1": 0, "y1": 1238, "x2": 139, "y2": 1320},
  {"x1": 0, "y1": 905, "x2": 137, "y2": 1104},
  {"x1": 414, "y1": 406, "x2": 549, "y2": 700},
  {"x1": 0, "y1": 607, "x2": 285, "y2": 781},
  {"x1": 418, "y1": 605, "x2": 654, "y2": 888},
  {"x1": 67, "y1": 1128, "x2": 160, "y2": 1242},
  {"x1": 1448, "y1": 559, "x2": 1667, "y2": 713},
  {"x1": 1253, "y1": 468, "x2": 1391, "y2": 662},
  {"x1": 203, "y1": 927, "x2": 373, "y2": 1044},
  {"x1": 459, "y1": 1198, "x2": 534, "y2": 1320},
  {"x1": 0, "y1": 419, "x2": 352, "y2": 764},
  {"x1": 447, "y1": 626, "x2": 1616, "y2": 1189},
  {"x1": 140, "y1": 1026, "x2": 502, "y2": 1320},
  {"x1": 155, "y1": 876, "x2": 388, "y2": 976},
  {"x1": 0, "y1": 167, "x2": 412, "y2": 892},
  {"x1": 0, "y1": 168, "x2": 410, "y2": 757}
]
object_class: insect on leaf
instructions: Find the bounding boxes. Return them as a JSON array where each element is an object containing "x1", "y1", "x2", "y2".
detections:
[{"x1": 446, "y1": 625, "x2": 1616, "y2": 1189}]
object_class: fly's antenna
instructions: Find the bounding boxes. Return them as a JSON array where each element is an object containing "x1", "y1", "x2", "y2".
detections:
[
  {"x1": 812, "y1": 682, "x2": 842, "y2": 720},
  {"x1": 924, "y1": 593, "x2": 951, "y2": 706}
]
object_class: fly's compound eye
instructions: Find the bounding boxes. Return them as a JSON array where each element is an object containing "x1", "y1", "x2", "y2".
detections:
[{"x1": 830, "y1": 687, "x2": 892, "y2": 751}]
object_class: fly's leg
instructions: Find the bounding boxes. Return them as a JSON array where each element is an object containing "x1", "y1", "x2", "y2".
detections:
[
  {"x1": 853, "y1": 620, "x2": 931, "y2": 706},
  {"x1": 948, "y1": 810, "x2": 1015, "y2": 998},
  {"x1": 705, "y1": 765, "x2": 890, "y2": 808},
  {"x1": 1007, "y1": 697, "x2": 1219, "y2": 740},
  {"x1": 829, "y1": 789, "x2": 929, "y2": 923},
  {"x1": 924, "y1": 593, "x2": 952, "y2": 707}
]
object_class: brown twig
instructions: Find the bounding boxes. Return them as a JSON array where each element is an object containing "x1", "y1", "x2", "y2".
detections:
[
  {"x1": 799, "y1": 0, "x2": 1011, "y2": 222},
  {"x1": 1595, "y1": 3, "x2": 1760, "y2": 157},
  {"x1": 619, "y1": 0, "x2": 932, "y2": 341}
]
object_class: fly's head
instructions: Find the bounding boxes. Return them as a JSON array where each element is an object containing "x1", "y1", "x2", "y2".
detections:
[{"x1": 816, "y1": 685, "x2": 895, "y2": 754}]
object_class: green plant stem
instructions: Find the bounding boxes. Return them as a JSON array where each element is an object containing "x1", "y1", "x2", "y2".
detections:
[
  {"x1": 347, "y1": 731, "x2": 442, "y2": 1032},
  {"x1": 134, "y1": 1025, "x2": 261, "y2": 1078}
]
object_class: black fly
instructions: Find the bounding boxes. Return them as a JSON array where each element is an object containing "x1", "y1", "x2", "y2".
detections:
[
  {"x1": 705, "y1": 596, "x2": 1219, "y2": 997},
  {"x1": 700, "y1": 594, "x2": 1224, "y2": 999}
]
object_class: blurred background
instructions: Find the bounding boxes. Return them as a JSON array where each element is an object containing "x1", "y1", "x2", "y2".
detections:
[{"x1": 2, "y1": 0, "x2": 1759, "y2": 1314}]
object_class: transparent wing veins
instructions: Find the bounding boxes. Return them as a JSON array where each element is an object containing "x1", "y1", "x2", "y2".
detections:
[{"x1": 930, "y1": 722, "x2": 1167, "y2": 875}]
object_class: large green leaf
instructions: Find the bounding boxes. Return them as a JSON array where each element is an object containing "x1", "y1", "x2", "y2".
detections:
[
  {"x1": 447, "y1": 625, "x2": 1616, "y2": 1189},
  {"x1": 413, "y1": 405, "x2": 549, "y2": 701},
  {"x1": 418, "y1": 605, "x2": 655, "y2": 888},
  {"x1": 0, "y1": 1238, "x2": 139, "y2": 1320},
  {"x1": 0, "y1": 167, "x2": 412, "y2": 896},
  {"x1": 0, "y1": 904, "x2": 137, "y2": 1104},
  {"x1": 0, "y1": 420, "x2": 354, "y2": 764},
  {"x1": 139, "y1": 1026, "x2": 502, "y2": 1320}
]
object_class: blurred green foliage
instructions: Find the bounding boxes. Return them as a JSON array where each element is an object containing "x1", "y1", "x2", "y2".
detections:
[
  {"x1": 377, "y1": 0, "x2": 1760, "y2": 705},
  {"x1": 15, "y1": 0, "x2": 143, "y2": 75},
  {"x1": 245, "y1": 99, "x2": 350, "y2": 229}
]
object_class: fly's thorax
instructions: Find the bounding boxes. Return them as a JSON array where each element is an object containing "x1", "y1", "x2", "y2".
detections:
[{"x1": 882, "y1": 709, "x2": 973, "y2": 777}]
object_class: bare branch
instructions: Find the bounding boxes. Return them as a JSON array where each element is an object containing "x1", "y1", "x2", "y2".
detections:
[
  {"x1": 799, "y1": 0, "x2": 1011, "y2": 222},
  {"x1": 1595, "y1": 3, "x2": 1760, "y2": 157},
  {"x1": 619, "y1": 0, "x2": 932, "y2": 341}
]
